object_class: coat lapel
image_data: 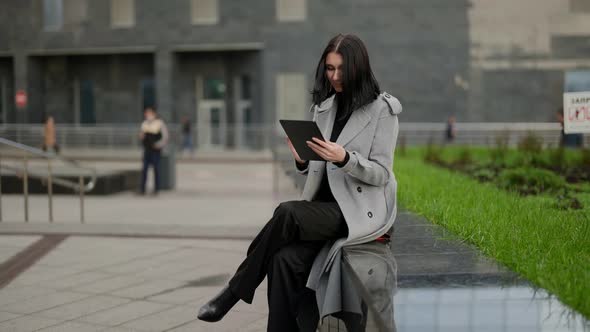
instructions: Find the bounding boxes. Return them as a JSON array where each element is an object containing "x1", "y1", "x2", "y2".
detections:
[
  {"x1": 315, "y1": 95, "x2": 373, "y2": 146},
  {"x1": 335, "y1": 108, "x2": 371, "y2": 147}
]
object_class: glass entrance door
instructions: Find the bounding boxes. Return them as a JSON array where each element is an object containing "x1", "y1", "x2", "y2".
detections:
[
  {"x1": 233, "y1": 75, "x2": 253, "y2": 149},
  {"x1": 196, "y1": 76, "x2": 227, "y2": 149},
  {"x1": 73, "y1": 78, "x2": 96, "y2": 124}
]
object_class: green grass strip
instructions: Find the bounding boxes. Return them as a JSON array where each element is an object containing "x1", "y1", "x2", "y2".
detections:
[{"x1": 394, "y1": 149, "x2": 590, "y2": 318}]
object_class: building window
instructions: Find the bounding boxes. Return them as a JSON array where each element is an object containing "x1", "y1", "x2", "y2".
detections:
[
  {"x1": 565, "y1": 71, "x2": 590, "y2": 92},
  {"x1": 570, "y1": 0, "x2": 590, "y2": 12},
  {"x1": 276, "y1": 73, "x2": 306, "y2": 120},
  {"x1": 276, "y1": 0, "x2": 306, "y2": 22},
  {"x1": 42, "y1": 0, "x2": 87, "y2": 31},
  {"x1": 63, "y1": 0, "x2": 87, "y2": 26},
  {"x1": 204, "y1": 78, "x2": 226, "y2": 99},
  {"x1": 111, "y1": 0, "x2": 135, "y2": 28},
  {"x1": 191, "y1": 0, "x2": 219, "y2": 25},
  {"x1": 43, "y1": 0, "x2": 63, "y2": 31}
]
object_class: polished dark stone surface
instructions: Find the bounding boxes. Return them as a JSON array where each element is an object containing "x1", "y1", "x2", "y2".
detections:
[{"x1": 318, "y1": 210, "x2": 589, "y2": 332}]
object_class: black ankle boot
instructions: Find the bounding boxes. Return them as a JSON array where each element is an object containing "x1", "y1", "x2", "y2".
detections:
[{"x1": 197, "y1": 285, "x2": 240, "y2": 322}]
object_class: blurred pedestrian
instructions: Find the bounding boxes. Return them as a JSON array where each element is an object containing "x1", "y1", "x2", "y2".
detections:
[
  {"x1": 181, "y1": 116, "x2": 194, "y2": 157},
  {"x1": 139, "y1": 107, "x2": 169, "y2": 195},
  {"x1": 42, "y1": 115, "x2": 59, "y2": 154},
  {"x1": 445, "y1": 115, "x2": 456, "y2": 143}
]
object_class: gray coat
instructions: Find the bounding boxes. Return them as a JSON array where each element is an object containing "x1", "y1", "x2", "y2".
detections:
[{"x1": 296, "y1": 92, "x2": 402, "y2": 319}]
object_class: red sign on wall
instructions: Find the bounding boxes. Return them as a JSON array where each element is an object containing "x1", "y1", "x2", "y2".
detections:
[{"x1": 15, "y1": 90, "x2": 27, "y2": 109}]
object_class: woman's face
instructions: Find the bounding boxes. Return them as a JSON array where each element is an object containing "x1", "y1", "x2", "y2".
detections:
[
  {"x1": 144, "y1": 109, "x2": 156, "y2": 121},
  {"x1": 325, "y1": 52, "x2": 343, "y2": 92}
]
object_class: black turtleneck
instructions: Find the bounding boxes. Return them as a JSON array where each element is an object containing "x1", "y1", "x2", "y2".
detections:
[{"x1": 295, "y1": 95, "x2": 352, "y2": 202}]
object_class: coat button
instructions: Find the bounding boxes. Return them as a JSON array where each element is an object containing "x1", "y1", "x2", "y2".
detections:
[
  {"x1": 367, "y1": 211, "x2": 373, "y2": 218},
  {"x1": 357, "y1": 186, "x2": 362, "y2": 193}
]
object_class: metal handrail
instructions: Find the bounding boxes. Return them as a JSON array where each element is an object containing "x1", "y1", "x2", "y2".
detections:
[{"x1": 0, "y1": 137, "x2": 97, "y2": 223}]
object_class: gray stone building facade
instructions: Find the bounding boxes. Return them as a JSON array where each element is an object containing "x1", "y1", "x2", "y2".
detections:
[
  {"x1": 466, "y1": 0, "x2": 590, "y2": 123},
  {"x1": 0, "y1": 0, "x2": 588, "y2": 140}
]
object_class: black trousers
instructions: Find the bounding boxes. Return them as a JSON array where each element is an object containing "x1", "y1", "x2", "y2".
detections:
[
  {"x1": 141, "y1": 149, "x2": 161, "y2": 193},
  {"x1": 228, "y1": 200, "x2": 347, "y2": 332}
]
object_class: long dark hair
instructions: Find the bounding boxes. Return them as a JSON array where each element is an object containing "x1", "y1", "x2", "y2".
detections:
[{"x1": 311, "y1": 34, "x2": 381, "y2": 120}]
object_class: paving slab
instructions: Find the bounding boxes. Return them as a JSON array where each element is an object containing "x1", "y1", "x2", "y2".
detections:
[
  {"x1": 79, "y1": 301, "x2": 173, "y2": 327},
  {"x1": 7, "y1": 265, "x2": 84, "y2": 286},
  {"x1": 119, "y1": 305, "x2": 202, "y2": 331},
  {"x1": 0, "y1": 311, "x2": 21, "y2": 323},
  {"x1": 38, "y1": 271, "x2": 116, "y2": 290},
  {"x1": 71, "y1": 276, "x2": 149, "y2": 294},
  {"x1": 109, "y1": 279, "x2": 186, "y2": 300},
  {"x1": 165, "y1": 309, "x2": 266, "y2": 332},
  {"x1": 0, "y1": 236, "x2": 42, "y2": 264},
  {"x1": 0, "y1": 315, "x2": 63, "y2": 332},
  {"x1": 35, "y1": 295, "x2": 130, "y2": 320},
  {"x1": 36, "y1": 321, "x2": 106, "y2": 332},
  {"x1": 0, "y1": 286, "x2": 57, "y2": 307},
  {"x1": 146, "y1": 287, "x2": 215, "y2": 305},
  {"x1": 0, "y1": 291, "x2": 91, "y2": 314}
]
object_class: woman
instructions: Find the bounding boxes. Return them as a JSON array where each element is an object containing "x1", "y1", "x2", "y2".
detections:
[{"x1": 197, "y1": 33, "x2": 402, "y2": 331}]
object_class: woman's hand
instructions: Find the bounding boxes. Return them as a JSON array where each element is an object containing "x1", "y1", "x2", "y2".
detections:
[
  {"x1": 286, "y1": 138, "x2": 306, "y2": 164},
  {"x1": 307, "y1": 137, "x2": 347, "y2": 163}
]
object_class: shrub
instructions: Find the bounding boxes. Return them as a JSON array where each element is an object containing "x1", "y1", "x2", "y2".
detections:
[
  {"x1": 579, "y1": 148, "x2": 590, "y2": 168},
  {"x1": 554, "y1": 191, "x2": 583, "y2": 210},
  {"x1": 454, "y1": 147, "x2": 473, "y2": 166},
  {"x1": 547, "y1": 147, "x2": 566, "y2": 169},
  {"x1": 424, "y1": 138, "x2": 444, "y2": 165},
  {"x1": 490, "y1": 131, "x2": 510, "y2": 166},
  {"x1": 497, "y1": 167, "x2": 567, "y2": 195},
  {"x1": 517, "y1": 131, "x2": 543, "y2": 154},
  {"x1": 472, "y1": 167, "x2": 496, "y2": 182}
]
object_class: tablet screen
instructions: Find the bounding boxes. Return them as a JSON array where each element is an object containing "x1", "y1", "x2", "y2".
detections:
[{"x1": 279, "y1": 120, "x2": 326, "y2": 161}]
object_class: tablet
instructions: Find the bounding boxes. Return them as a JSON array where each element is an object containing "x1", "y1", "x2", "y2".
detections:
[{"x1": 279, "y1": 119, "x2": 326, "y2": 161}]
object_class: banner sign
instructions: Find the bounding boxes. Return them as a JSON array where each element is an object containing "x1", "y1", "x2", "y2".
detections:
[{"x1": 563, "y1": 91, "x2": 590, "y2": 134}]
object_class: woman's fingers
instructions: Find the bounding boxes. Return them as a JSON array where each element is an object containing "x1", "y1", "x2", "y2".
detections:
[
  {"x1": 308, "y1": 138, "x2": 345, "y2": 163},
  {"x1": 287, "y1": 138, "x2": 303, "y2": 161},
  {"x1": 307, "y1": 141, "x2": 331, "y2": 160},
  {"x1": 312, "y1": 137, "x2": 342, "y2": 153},
  {"x1": 309, "y1": 138, "x2": 332, "y2": 150},
  {"x1": 309, "y1": 138, "x2": 339, "y2": 156},
  {"x1": 311, "y1": 137, "x2": 332, "y2": 148},
  {"x1": 307, "y1": 140, "x2": 325, "y2": 152}
]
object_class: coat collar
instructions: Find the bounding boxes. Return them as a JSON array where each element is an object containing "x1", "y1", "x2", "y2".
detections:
[
  {"x1": 311, "y1": 94, "x2": 337, "y2": 114},
  {"x1": 314, "y1": 95, "x2": 372, "y2": 147}
]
